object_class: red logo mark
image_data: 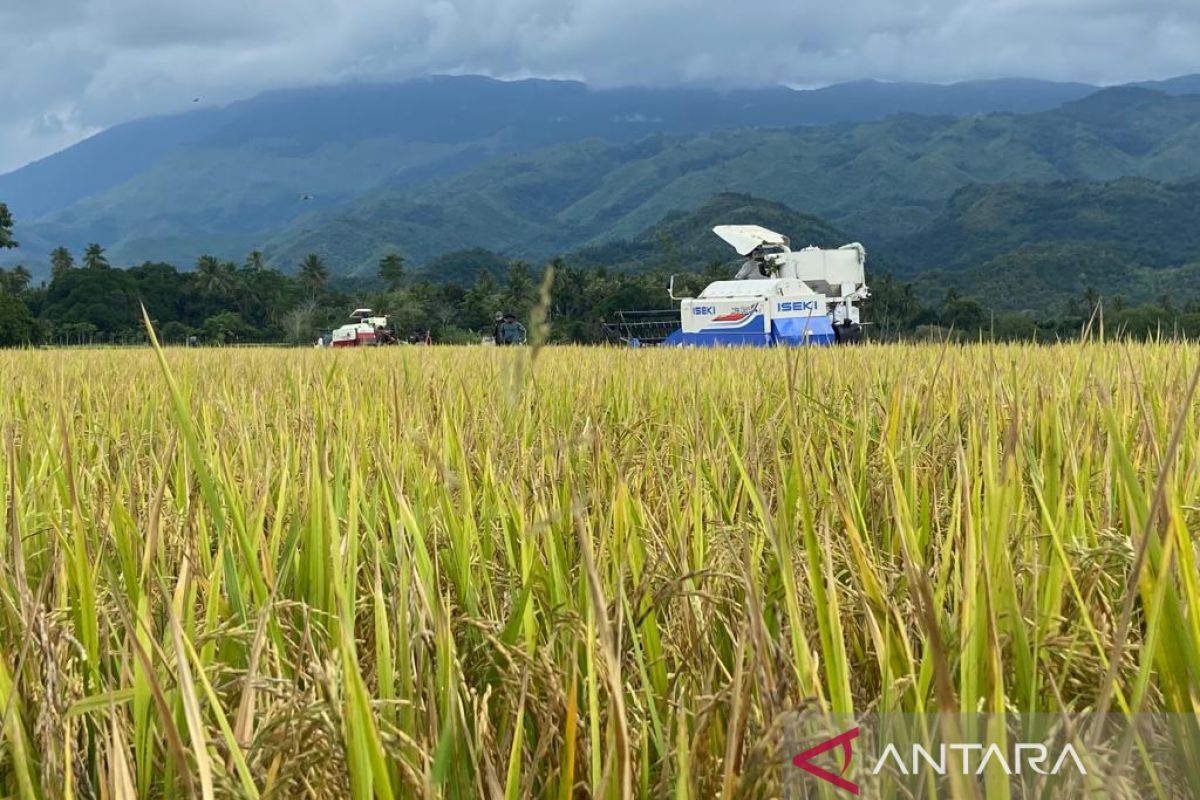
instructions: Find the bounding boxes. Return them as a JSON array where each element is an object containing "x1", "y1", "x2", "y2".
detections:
[
  {"x1": 713, "y1": 303, "x2": 761, "y2": 323},
  {"x1": 791, "y1": 727, "x2": 860, "y2": 795}
]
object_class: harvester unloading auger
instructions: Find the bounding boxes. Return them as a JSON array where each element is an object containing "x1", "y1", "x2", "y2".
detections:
[{"x1": 604, "y1": 225, "x2": 869, "y2": 347}]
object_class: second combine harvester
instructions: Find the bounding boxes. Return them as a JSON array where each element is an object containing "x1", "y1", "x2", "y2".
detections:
[{"x1": 608, "y1": 225, "x2": 870, "y2": 347}]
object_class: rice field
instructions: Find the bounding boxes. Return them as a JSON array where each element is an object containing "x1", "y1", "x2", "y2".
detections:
[{"x1": 1, "y1": 341, "x2": 1199, "y2": 798}]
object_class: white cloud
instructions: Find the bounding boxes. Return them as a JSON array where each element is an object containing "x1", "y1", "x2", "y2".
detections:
[{"x1": 1, "y1": 0, "x2": 1198, "y2": 172}]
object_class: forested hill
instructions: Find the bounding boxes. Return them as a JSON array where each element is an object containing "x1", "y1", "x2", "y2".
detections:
[
  {"x1": 899, "y1": 178, "x2": 1200, "y2": 313},
  {"x1": 413, "y1": 179, "x2": 1200, "y2": 316},
  {"x1": 888, "y1": 178, "x2": 1200, "y2": 272},
  {"x1": 260, "y1": 88, "x2": 1200, "y2": 275},
  {"x1": 499, "y1": 193, "x2": 853, "y2": 275}
]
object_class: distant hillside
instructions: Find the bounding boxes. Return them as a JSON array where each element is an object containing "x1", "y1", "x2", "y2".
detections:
[
  {"x1": 406, "y1": 193, "x2": 854, "y2": 284},
  {"x1": 0, "y1": 110, "x2": 229, "y2": 220},
  {"x1": 0, "y1": 73, "x2": 1171, "y2": 274},
  {"x1": 419, "y1": 182, "x2": 1200, "y2": 314},
  {"x1": 564, "y1": 193, "x2": 853, "y2": 272},
  {"x1": 1133, "y1": 74, "x2": 1200, "y2": 95},
  {"x1": 888, "y1": 177, "x2": 1200, "y2": 272},
  {"x1": 879, "y1": 174, "x2": 1200, "y2": 311},
  {"x1": 910, "y1": 244, "x2": 1200, "y2": 313},
  {"x1": 260, "y1": 89, "x2": 1200, "y2": 275}
]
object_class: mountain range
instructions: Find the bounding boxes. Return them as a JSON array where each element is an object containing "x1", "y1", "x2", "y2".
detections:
[
  {"x1": 254, "y1": 86, "x2": 1200, "y2": 277},
  {"x1": 2, "y1": 73, "x2": 1123, "y2": 215},
  {"x1": 4, "y1": 74, "x2": 1200, "y2": 282},
  {"x1": 2, "y1": 73, "x2": 1200, "y2": 309}
]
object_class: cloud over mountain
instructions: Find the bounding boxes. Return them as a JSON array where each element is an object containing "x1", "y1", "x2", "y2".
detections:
[{"x1": 2, "y1": 0, "x2": 1198, "y2": 171}]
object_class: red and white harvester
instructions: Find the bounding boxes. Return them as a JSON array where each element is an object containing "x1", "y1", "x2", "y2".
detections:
[{"x1": 327, "y1": 308, "x2": 390, "y2": 347}]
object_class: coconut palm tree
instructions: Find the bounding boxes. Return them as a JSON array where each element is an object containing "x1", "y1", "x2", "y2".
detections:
[
  {"x1": 50, "y1": 247, "x2": 74, "y2": 279},
  {"x1": 298, "y1": 253, "x2": 328, "y2": 298},
  {"x1": 82, "y1": 243, "x2": 109, "y2": 270},
  {"x1": 194, "y1": 255, "x2": 237, "y2": 299}
]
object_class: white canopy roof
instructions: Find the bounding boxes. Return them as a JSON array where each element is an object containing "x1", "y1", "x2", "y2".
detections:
[{"x1": 712, "y1": 225, "x2": 791, "y2": 256}]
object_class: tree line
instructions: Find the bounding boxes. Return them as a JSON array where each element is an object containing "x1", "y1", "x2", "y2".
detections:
[{"x1": 2, "y1": 201, "x2": 1199, "y2": 346}]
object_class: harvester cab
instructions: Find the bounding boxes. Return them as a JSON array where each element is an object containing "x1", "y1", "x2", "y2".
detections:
[{"x1": 604, "y1": 225, "x2": 869, "y2": 347}]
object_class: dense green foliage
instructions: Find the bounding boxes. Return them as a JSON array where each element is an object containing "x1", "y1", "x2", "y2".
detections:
[
  {"x1": 0, "y1": 293, "x2": 38, "y2": 346},
  {"x1": 411, "y1": 247, "x2": 510, "y2": 284},
  {"x1": 3, "y1": 188, "x2": 1200, "y2": 346},
  {"x1": 2, "y1": 244, "x2": 1196, "y2": 348},
  {"x1": 0, "y1": 243, "x2": 325, "y2": 344}
]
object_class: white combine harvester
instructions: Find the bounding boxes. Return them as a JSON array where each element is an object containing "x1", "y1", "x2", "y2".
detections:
[
  {"x1": 320, "y1": 308, "x2": 392, "y2": 347},
  {"x1": 605, "y1": 225, "x2": 869, "y2": 347}
]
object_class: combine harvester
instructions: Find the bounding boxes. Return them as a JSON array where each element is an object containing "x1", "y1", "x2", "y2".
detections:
[
  {"x1": 606, "y1": 225, "x2": 869, "y2": 347},
  {"x1": 320, "y1": 308, "x2": 396, "y2": 347}
]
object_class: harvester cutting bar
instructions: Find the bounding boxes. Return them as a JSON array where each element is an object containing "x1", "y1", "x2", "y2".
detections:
[{"x1": 602, "y1": 309, "x2": 681, "y2": 345}]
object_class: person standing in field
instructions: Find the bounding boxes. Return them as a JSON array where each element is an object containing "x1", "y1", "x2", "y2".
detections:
[
  {"x1": 492, "y1": 312, "x2": 505, "y2": 345},
  {"x1": 500, "y1": 314, "x2": 527, "y2": 345}
]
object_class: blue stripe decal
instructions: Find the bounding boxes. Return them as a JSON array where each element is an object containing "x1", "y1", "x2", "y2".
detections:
[{"x1": 663, "y1": 314, "x2": 840, "y2": 347}]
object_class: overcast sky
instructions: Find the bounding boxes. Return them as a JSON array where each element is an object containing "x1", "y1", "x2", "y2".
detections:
[{"x1": 1, "y1": 0, "x2": 1197, "y2": 173}]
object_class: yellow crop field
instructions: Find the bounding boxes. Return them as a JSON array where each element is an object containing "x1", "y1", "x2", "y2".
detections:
[{"x1": 2, "y1": 342, "x2": 1199, "y2": 798}]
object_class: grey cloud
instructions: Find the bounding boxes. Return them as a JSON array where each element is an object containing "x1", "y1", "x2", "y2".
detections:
[{"x1": 1, "y1": 0, "x2": 1199, "y2": 172}]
